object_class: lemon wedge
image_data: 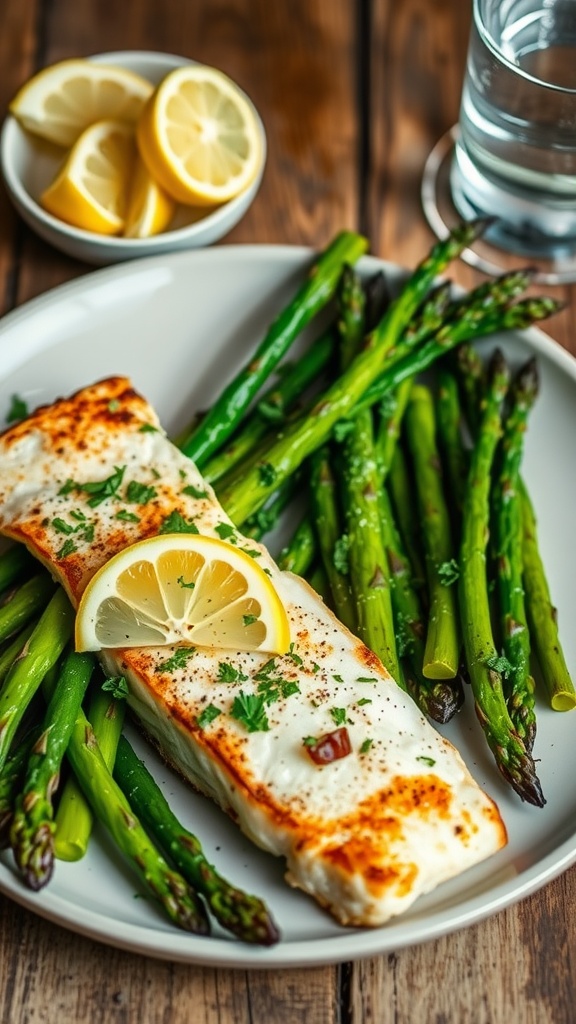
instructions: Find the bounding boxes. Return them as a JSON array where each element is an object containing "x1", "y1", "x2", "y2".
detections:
[
  {"x1": 9, "y1": 59, "x2": 153, "y2": 147},
  {"x1": 40, "y1": 119, "x2": 136, "y2": 234},
  {"x1": 124, "y1": 154, "x2": 176, "y2": 238},
  {"x1": 136, "y1": 64, "x2": 263, "y2": 206},
  {"x1": 75, "y1": 533, "x2": 291, "y2": 655}
]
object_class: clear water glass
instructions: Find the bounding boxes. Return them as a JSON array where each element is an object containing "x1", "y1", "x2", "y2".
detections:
[{"x1": 451, "y1": 0, "x2": 576, "y2": 259}]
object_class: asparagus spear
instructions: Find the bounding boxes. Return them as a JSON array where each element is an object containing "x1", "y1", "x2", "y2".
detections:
[
  {"x1": 113, "y1": 735, "x2": 280, "y2": 945},
  {"x1": 379, "y1": 484, "x2": 463, "y2": 722},
  {"x1": 54, "y1": 678, "x2": 126, "y2": 862},
  {"x1": 0, "y1": 727, "x2": 39, "y2": 848},
  {"x1": 453, "y1": 337, "x2": 574, "y2": 713},
  {"x1": 0, "y1": 621, "x2": 37, "y2": 688},
  {"x1": 354, "y1": 296, "x2": 562, "y2": 420},
  {"x1": 521, "y1": 484, "x2": 576, "y2": 711},
  {"x1": 202, "y1": 330, "x2": 336, "y2": 485},
  {"x1": 459, "y1": 350, "x2": 544, "y2": 806},
  {"x1": 0, "y1": 587, "x2": 74, "y2": 773},
  {"x1": 181, "y1": 231, "x2": 368, "y2": 467},
  {"x1": 435, "y1": 368, "x2": 469, "y2": 528},
  {"x1": 387, "y1": 445, "x2": 427, "y2": 594},
  {"x1": 66, "y1": 708, "x2": 210, "y2": 933},
  {"x1": 277, "y1": 513, "x2": 317, "y2": 576},
  {"x1": 0, "y1": 573, "x2": 55, "y2": 645},
  {"x1": 493, "y1": 359, "x2": 539, "y2": 750},
  {"x1": 341, "y1": 409, "x2": 402, "y2": 682},
  {"x1": 10, "y1": 650, "x2": 95, "y2": 889},
  {"x1": 219, "y1": 220, "x2": 491, "y2": 524},
  {"x1": 309, "y1": 447, "x2": 357, "y2": 631},
  {"x1": 404, "y1": 384, "x2": 461, "y2": 679}
]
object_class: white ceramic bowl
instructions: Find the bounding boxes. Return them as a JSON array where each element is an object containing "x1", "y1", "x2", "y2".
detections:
[{"x1": 0, "y1": 50, "x2": 267, "y2": 265}]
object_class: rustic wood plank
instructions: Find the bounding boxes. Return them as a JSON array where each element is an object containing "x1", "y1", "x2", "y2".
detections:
[{"x1": 0, "y1": 0, "x2": 41, "y2": 316}]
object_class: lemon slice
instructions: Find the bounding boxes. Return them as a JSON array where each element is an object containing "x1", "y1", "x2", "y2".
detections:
[
  {"x1": 75, "y1": 533, "x2": 291, "y2": 655},
  {"x1": 9, "y1": 59, "x2": 153, "y2": 147},
  {"x1": 136, "y1": 64, "x2": 263, "y2": 206},
  {"x1": 124, "y1": 154, "x2": 176, "y2": 238},
  {"x1": 40, "y1": 119, "x2": 136, "y2": 234}
]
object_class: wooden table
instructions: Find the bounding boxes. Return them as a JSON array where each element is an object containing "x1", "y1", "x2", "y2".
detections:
[{"x1": 1, "y1": 2, "x2": 575, "y2": 1021}]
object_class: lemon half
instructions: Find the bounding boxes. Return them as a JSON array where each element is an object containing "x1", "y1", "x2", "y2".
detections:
[
  {"x1": 136, "y1": 64, "x2": 263, "y2": 206},
  {"x1": 9, "y1": 59, "x2": 153, "y2": 147},
  {"x1": 75, "y1": 533, "x2": 291, "y2": 655}
]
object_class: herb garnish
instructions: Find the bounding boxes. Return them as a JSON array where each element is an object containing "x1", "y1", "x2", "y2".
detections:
[
  {"x1": 6, "y1": 394, "x2": 29, "y2": 423},
  {"x1": 159, "y1": 510, "x2": 199, "y2": 534},
  {"x1": 126, "y1": 480, "x2": 157, "y2": 504},
  {"x1": 102, "y1": 676, "x2": 129, "y2": 700},
  {"x1": 197, "y1": 704, "x2": 222, "y2": 729},
  {"x1": 155, "y1": 647, "x2": 197, "y2": 672},
  {"x1": 231, "y1": 691, "x2": 270, "y2": 732}
]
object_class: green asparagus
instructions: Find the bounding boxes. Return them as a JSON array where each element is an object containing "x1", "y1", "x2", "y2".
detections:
[
  {"x1": 459, "y1": 350, "x2": 544, "y2": 806},
  {"x1": 0, "y1": 588, "x2": 74, "y2": 772},
  {"x1": 404, "y1": 384, "x2": 460, "y2": 679},
  {"x1": 114, "y1": 735, "x2": 280, "y2": 945},
  {"x1": 10, "y1": 650, "x2": 95, "y2": 889},
  {"x1": 181, "y1": 230, "x2": 368, "y2": 466},
  {"x1": 219, "y1": 220, "x2": 491, "y2": 524},
  {"x1": 54, "y1": 677, "x2": 126, "y2": 861},
  {"x1": 492, "y1": 358, "x2": 539, "y2": 750}
]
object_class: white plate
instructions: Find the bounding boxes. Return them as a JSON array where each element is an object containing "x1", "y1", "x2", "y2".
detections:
[{"x1": 0, "y1": 246, "x2": 575, "y2": 969}]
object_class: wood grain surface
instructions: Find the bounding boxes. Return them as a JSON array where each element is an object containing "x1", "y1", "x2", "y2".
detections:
[{"x1": 0, "y1": 1, "x2": 575, "y2": 1022}]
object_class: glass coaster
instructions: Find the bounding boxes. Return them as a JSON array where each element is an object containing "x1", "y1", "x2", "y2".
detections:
[{"x1": 421, "y1": 126, "x2": 576, "y2": 286}]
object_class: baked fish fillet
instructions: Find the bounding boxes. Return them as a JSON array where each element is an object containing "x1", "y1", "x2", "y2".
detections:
[{"x1": 0, "y1": 377, "x2": 506, "y2": 927}]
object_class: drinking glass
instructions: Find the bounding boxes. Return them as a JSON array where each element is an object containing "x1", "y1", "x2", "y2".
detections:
[{"x1": 422, "y1": 0, "x2": 576, "y2": 284}]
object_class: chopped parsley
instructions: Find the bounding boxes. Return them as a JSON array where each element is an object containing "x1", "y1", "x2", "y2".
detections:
[
  {"x1": 231, "y1": 691, "x2": 269, "y2": 733},
  {"x1": 360, "y1": 738, "x2": 374, "y2": 755},
  {"x1": 330, "y1": 707, "x2": 348, "y2": 727},
  {"x1": 80, "y1": 466, "x2": 126, "y2": 507},
  {"x1": 56, "y1": 538, "x2": 77, "y2": 560},
  {"x1": 115, "y1": 510, "x2": 140, "y2": 523},
  {"x1": 356, "y1": 676, "x2": 378, "y2": 683},
  {"x1": 486, "y1": 653, "x2": 513, "y2": 678},
  {"x1": 257, "y1": 676, "x2": 300, "y2": 705},
  {"x1": 155, "y1": 647, "x2": 197, "y2": 672},
  {"x1": 356, "y1": 697, "x2": 372, "y2": 706},
  {"x1": 182, "y1": 483, "x2": 208, "y2": 500},
  {"x1": 159, "y1": 510, "x2": 199, "y2": 534},
  {"x1": 177, "y1": 575, "x2": 195, "y2": 590},
  {"x1": 287, "y1": 643, "x2": 303, "y2": 666},
  {"x1": 258, "y1": 462, "x2": 277, "y2": 486},
  {"x1": 101, "y1": 676, "x2": 129, "y2": 700},
  {"x1": 52, "y1": 513, "x2": 94, "y2": 545},
  {"x1": 438, "y1": 559, "x2": 460, "y2": 586},
  {"x1": 138, "y1": 423, "x2": 158, "y2": 433},
  {"x1": 332, "y1": 674, "x2": 344, "y2": 684},
  {"x1": 197, "y1": 704, "x2": 222, "y2": 729},
  {"x1": 214, "y1": 522, "x2": 237, "y2": 542},
  {"x1": 126, "y1": 480, "x2": 157, "y2": 504},
  {"x1": 52, "y1": 517, "x2": 75, "y2": 535},
  {"x1": 416, "y1": 755, "x2": 436, "y2": 767},
  {"x1": 217, "y1": 662, "x2": 248, "y2": 684},
  {"x1": 6, "y1": 394, "x2": 29, "y2": 423},
  {"x1": 243, "y1": 614, "x2": 257, "y2": 626},
  {"x1": 107, "y1": 399, "x2": 121, "y2": 413}
]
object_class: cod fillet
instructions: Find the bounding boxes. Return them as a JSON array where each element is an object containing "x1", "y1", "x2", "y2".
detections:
[{"x1": 0, "y1": 377, "x2": 507, "y2": 927}]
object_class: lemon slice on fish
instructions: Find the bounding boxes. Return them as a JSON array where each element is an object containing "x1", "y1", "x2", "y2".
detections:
[{"x1": 75, "y1": 533, "x2": 290, "y2": 654}]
